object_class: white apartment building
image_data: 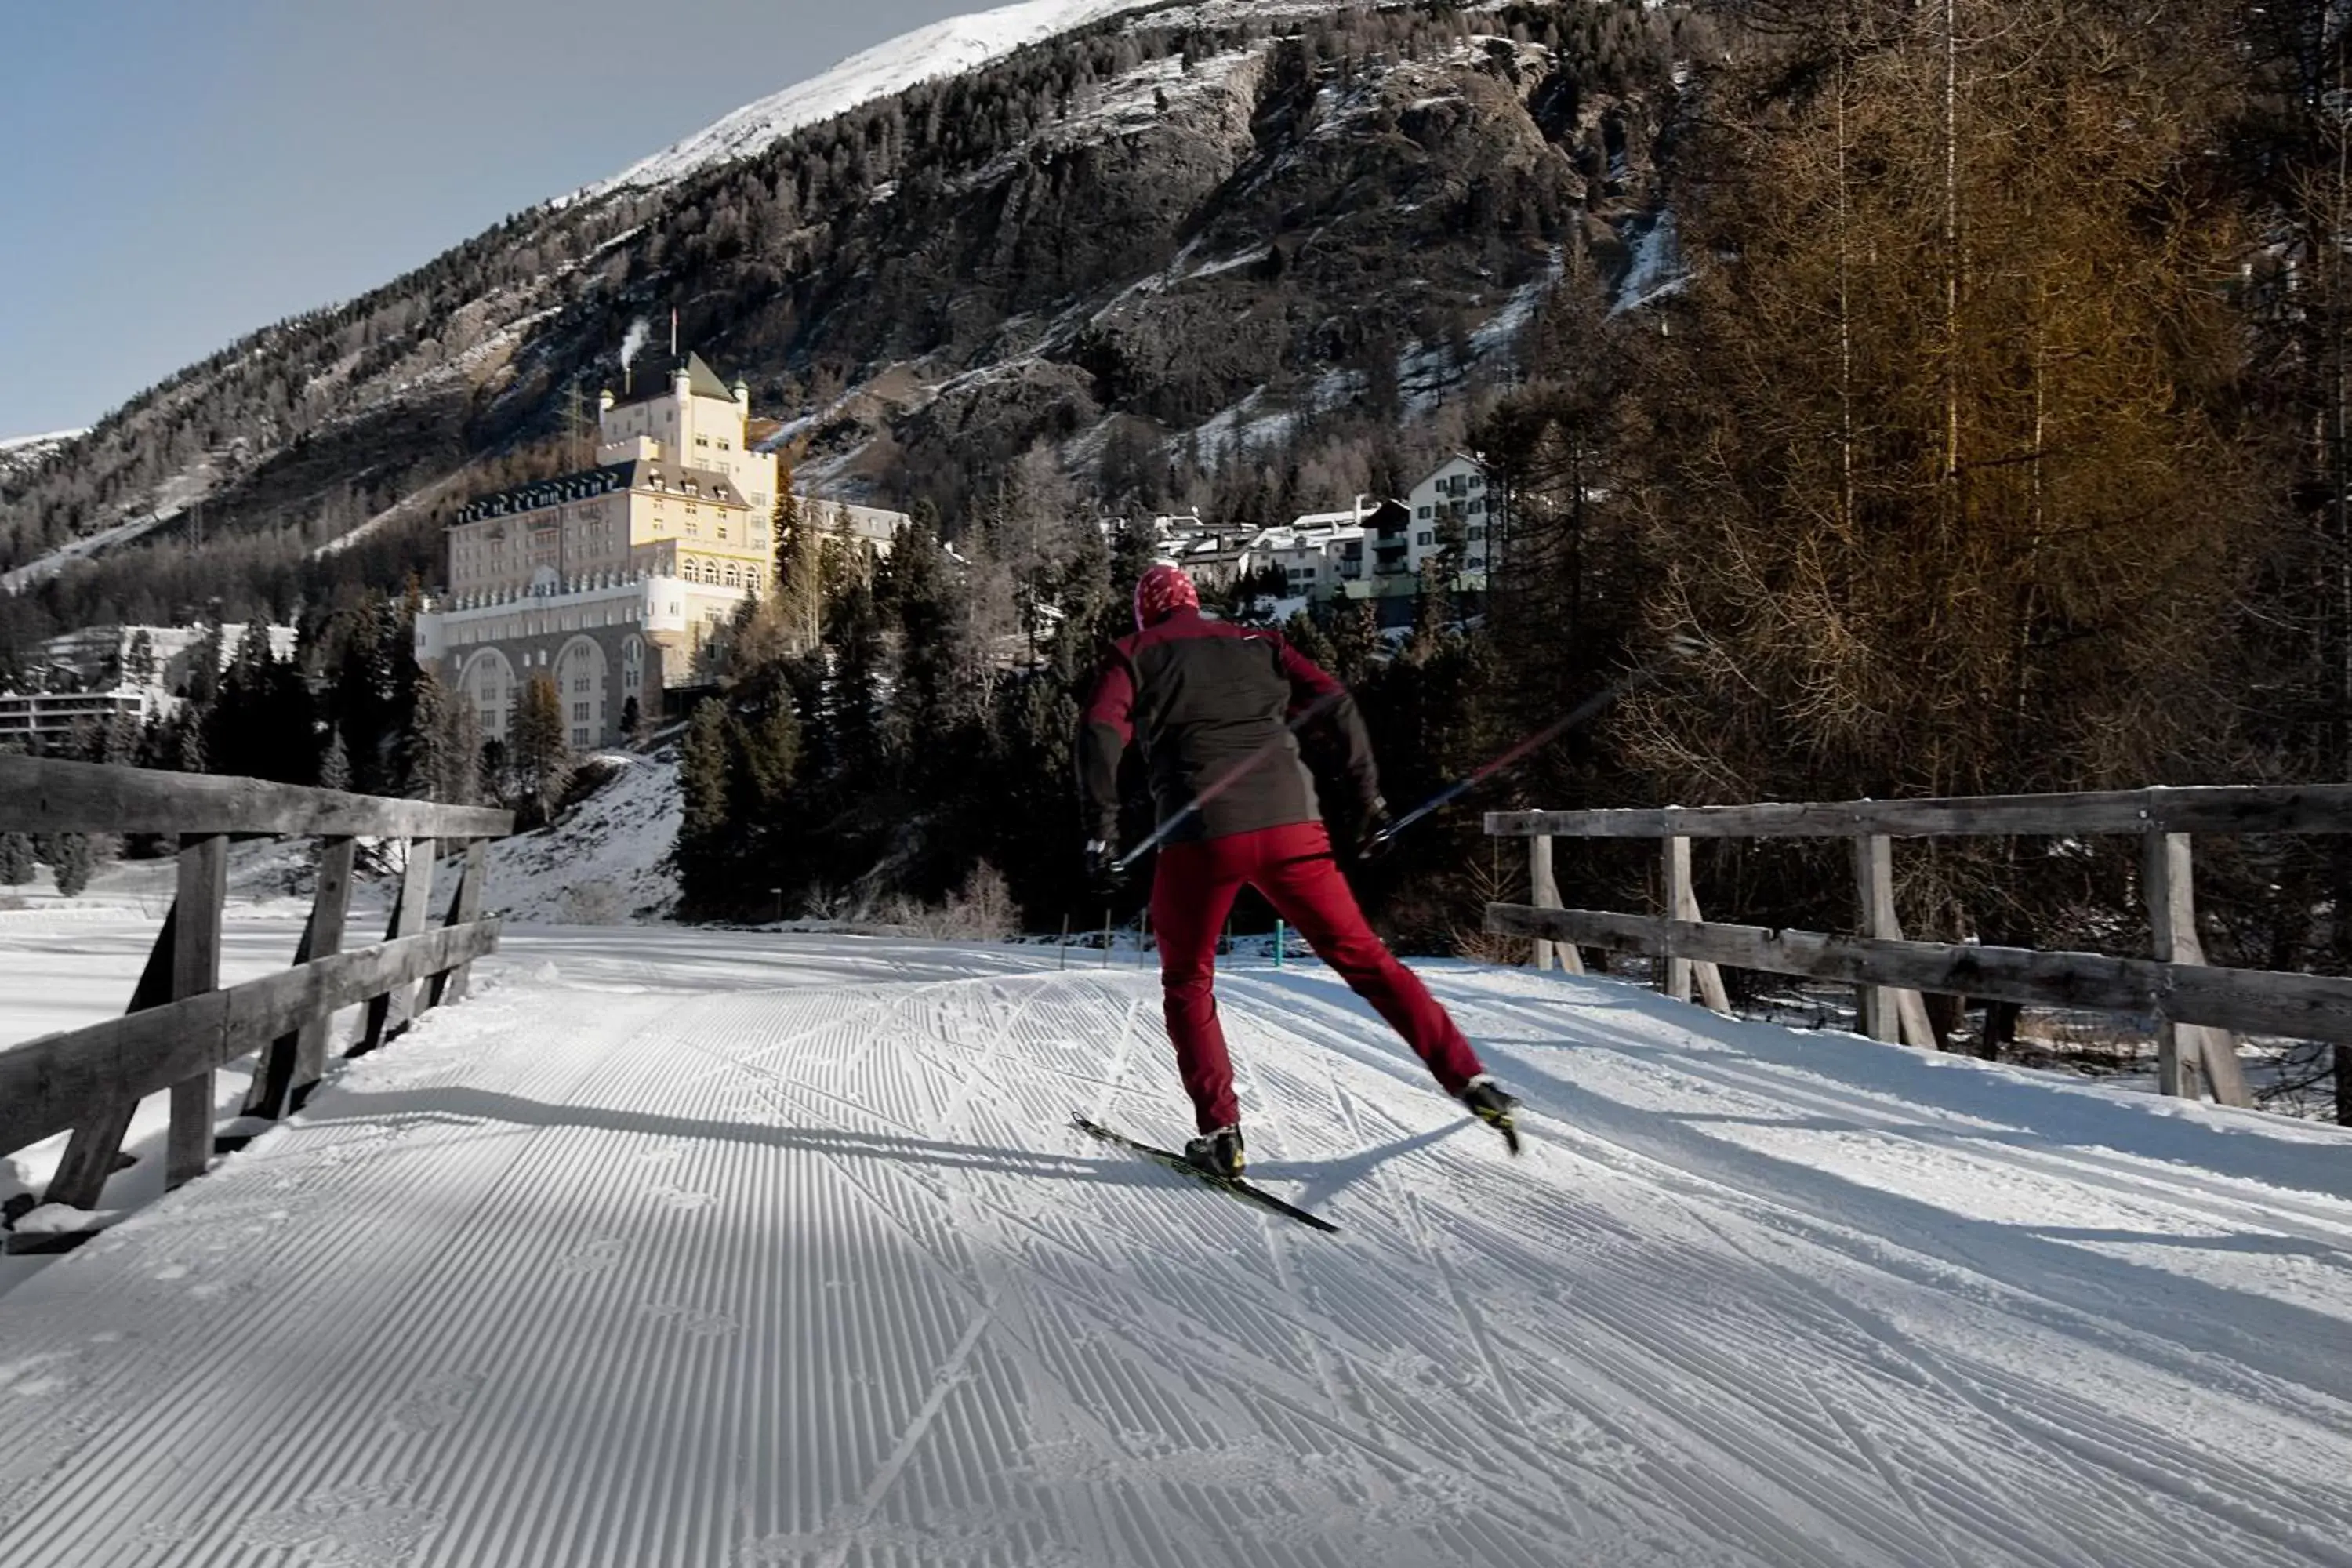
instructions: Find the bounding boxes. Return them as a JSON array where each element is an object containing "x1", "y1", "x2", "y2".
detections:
[
  {"x1": 1403, "y1": 454, "x2": 1504, "y2": 583},
  {"x1": 0, "y1": 687, "x2": 161, "y2": 746}
]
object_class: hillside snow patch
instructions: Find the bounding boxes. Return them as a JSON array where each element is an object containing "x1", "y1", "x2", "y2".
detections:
[
  {"x1": 484, "y1": 751, "x2": 681, "y2": 924},
  {"x1": 583, "y1": 0, "x2": 1152, "y2": 197}
]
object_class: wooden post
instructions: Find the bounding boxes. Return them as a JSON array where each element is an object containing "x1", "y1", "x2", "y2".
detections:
[
  {"x1": 42, "y1": 905, "x2": 179, "y2": 1209},
  {"x1": 1853, "y1": 835, "x2": 1937, "y2": 1049},
  {"x1": 165, "y1": 833, "x2": 229, "y2": 1191},
  {"x1": 2145, "y1": 831, "x2": 2250, "y2": 1107},
  {"x1": 359, "y1": 839, "x2": 435, "y2": 1054},
  {"x1": 424, "y1": 840, "x2": 487, "y2": 1011},
  {"x1": 1661, "y1": 837, "x2": 1691, "y2": 1001},
  {"x1": 248, "y1": 837, "x2": 355, "y2": 1120},
  {"x1": 1661, "y1": 836, "x2": 1733, "y2": 1012},
  {"x1": 1528, "y1": 834, "x2": 1582, "y2": 975}
]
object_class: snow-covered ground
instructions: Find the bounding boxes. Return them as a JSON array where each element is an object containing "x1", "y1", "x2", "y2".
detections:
[
  {"x1": 3, "y1": 913, "x2": 2350, "y2": 1564},
  {"x1": 481, "y1": 751, "x2": 681, "y2": 924}
]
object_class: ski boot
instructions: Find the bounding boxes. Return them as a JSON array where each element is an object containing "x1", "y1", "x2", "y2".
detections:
[
  {"x1": 1461, "y1": 1076, "x2": 1522, "y2": 1155},
  {"x1": 1183, "y1": 1125, "x2": 1247, "y2": 1179}
]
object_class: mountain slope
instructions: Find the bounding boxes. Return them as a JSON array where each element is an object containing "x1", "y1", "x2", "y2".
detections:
[
  {"x1": 586, "y1": 0, "x2": 1156, "y2": 197},
  {"x1": 0, "y1": 1, "x2": 1686, "y2": 626}
]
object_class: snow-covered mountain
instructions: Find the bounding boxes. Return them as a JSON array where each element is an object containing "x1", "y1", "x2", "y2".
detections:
[
  {"x1": 586, "y1": 0, "x2": 1155, "y2": 197},
  {"x1": 2, "y1": 1, "x2": 1679, "y2": 619},
  {"x1": 0, "y1": 430, "x2": 85, "y2": 479}
]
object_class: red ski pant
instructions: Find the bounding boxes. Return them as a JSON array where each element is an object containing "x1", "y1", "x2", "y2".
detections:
[{"x1": 1149, "y1": 820, "x2": 1485, "y2": 1131}]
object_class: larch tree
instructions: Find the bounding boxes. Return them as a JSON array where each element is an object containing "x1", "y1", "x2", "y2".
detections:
[{"x1": 1618, "y1": 0, "x2": 2259, "y2": 948}]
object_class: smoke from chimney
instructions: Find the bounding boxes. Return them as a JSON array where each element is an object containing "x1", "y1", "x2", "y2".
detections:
[{"x1": 619, "y1": 318, "x2": 650, "y2": 372}]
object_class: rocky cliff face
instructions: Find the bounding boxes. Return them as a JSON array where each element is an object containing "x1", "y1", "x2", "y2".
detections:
[{"x1": 1, "y1": 1, "x2": 1687, "y2": 620}]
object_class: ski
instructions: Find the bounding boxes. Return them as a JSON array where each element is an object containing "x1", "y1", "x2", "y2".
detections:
[{"x1": 1072, "y1": 1114, "x2": 1340, "y2": 1234}]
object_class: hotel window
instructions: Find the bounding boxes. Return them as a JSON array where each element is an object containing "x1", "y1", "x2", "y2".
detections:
[{"x1": 1417, "y1": 532, "x2": 1432, "y2": 546}]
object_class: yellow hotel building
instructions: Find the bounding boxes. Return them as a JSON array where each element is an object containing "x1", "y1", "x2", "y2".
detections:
[{"x1": 414, "y1": 354, "x2": 782, "y2": 750}]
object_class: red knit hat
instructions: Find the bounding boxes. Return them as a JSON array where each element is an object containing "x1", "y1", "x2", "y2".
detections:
[{"x1": 1133, "y1": 562, "x2": 1200, "y2": 630}]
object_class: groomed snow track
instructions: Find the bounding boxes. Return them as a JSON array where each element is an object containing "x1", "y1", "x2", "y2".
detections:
[{"x1": 5, "y1": 927, "x2": 2352, "y2": 1566}]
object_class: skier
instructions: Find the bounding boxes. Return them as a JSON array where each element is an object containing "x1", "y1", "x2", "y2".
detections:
[{"x1": 1077, "y1": 561, "x2": 1519, "y2": 1178}]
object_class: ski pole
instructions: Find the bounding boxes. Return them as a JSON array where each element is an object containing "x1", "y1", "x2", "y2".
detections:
[
  {"x1": 1114, "y1": 688, "x2": 1350, "y2": 872},
  {"x1": 1363, "y1": 657, "x2": 1677, "y2": 856}
]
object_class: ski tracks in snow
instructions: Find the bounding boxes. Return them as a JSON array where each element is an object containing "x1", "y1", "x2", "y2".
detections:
[{"x1": 1, "y1": 932, "x2": 2350, "y2": 1564}]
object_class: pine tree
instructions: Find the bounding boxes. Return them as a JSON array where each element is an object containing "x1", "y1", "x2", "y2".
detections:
[
  {"x1": 1327, "y1": 598, "x2": 1379, "y2": 685},
  {"x1": 125, "y1": 630, "x2": 156, "y2": 687},
  {"x1": 441, "y1": 691, "x2": 482, "y2": 805},
  {"x1": 677, "y1": 697, "x2": 734, "y2": 913},
  {"x1": 827, "y1": 579, "x2": 888, "y2": 786},
  {"x1": 50, "y1": 833, "x2": 95, "y2": 898},
  {"x1": 510, "y1": 675, "x2": 572, "y2": 826},
  {"x1": 0, "y1": 833, "x2": 35, "y2": 886},
  {"x1": 402, "y1": 668, "x2": 453, "y2": 799},
  {"x1": 319, "y1": 729, "x2": 352, "y2": 792}
]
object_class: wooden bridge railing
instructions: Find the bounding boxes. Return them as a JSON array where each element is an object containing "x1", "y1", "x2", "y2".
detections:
[
  {"x1": 1486, "y1": 784, "x2": 2352, "y2": 1110},
  {"x1": 1, "y1": 756, "x2": 513, "y2": 1245}
]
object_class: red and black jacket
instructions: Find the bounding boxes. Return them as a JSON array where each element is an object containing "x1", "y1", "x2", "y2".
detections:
[{"x1": 1078, "y1": 608, "x2": 1379, "y2": 847}]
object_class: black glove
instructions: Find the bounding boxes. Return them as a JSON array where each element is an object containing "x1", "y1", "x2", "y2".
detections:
[
  {"x1": 1084, "y1": 838, "x2": 1126, "y2": 896},
  {"x1": 1355, "y1": 799, "x2": 1397, "y2": 862}
]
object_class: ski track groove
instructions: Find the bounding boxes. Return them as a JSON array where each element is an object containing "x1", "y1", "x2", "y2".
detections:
[{"x1": 2, "y1": 943, "x2": 2350, "y2": 1564}]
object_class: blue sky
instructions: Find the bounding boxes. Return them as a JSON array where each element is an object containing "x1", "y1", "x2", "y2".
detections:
[{"x1": 0, "y1": 0, "x2": 978, "y2": 437}]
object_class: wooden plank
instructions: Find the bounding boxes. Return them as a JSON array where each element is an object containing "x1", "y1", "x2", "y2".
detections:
[
  {"x1": 1484, "y1": 903, "x2": 2352, "y2": 1048},
  {"x1": 1486, "y1": 783, "x2": 2352, "y2": 841},
  {"x1": 426, "y1": 840, "x2": 488, "y2": 1010},
  {"x1": 245, "y1": 837, "x2": 355, "y2": 1120},
  {"x1": 1853, "y1": 835, "x2": 1937, "y2": 1049},
  {"x1": 2146, "y1": 833, "x2": 2250, "y2": 1108},
  {"x1": 0, "y1": 754, "x2": 512, "y2": 839},
  {"x1": 42, "y1": 903, "x2": 177, "y2": 1209},
  {"x1": 359, "y1": 840, "x2": 436, "y2": 1054},
  {"x1": 0, "y1": 920, "x2": 501, "y2": 1156},
  {"x1": 165, "y1": 835, "x2": 228, "y2": 1191}
]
